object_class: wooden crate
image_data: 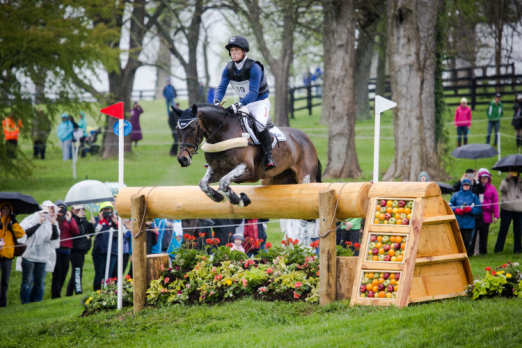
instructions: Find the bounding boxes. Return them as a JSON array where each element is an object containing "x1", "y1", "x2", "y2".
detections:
[{"x1": 349, "y1": 182, "x2": 473, "y2": 308}]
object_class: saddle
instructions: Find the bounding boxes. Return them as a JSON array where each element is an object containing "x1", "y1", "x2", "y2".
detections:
[{"x1": 238, "y1": 113, "x2": 284, "y2": 147}]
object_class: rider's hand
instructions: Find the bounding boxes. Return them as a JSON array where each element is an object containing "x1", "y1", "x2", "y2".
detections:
[
  {"x1": 213, "y1": 99, "x2": 221, "y2": 106},
  {"x1": 226, "y1": 102, "x2": 243, "y2": 114}
]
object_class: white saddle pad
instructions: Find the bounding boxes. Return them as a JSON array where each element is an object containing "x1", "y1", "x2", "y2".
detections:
[{"x1": 244, "y1": 121, "x2": 286, "y2": 147}]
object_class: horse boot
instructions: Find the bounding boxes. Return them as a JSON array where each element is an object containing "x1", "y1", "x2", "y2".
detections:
[{"x1": 259, "y1": 128, "x2": 276, "y2": 171}]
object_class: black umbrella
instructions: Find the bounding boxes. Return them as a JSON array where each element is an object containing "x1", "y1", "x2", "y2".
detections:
[
  {"x1": 0, "y1": 192, "x2": 40, "y2": 215},
  {"x1": 492, "y1": 154, "x2": 522, "y2": 172},
  {"x1": 436, "y1": 182, "x2": 454, "y2": 195},
  {"x1": 450, "y1": 144, "x2": 498, "y2": 168}
]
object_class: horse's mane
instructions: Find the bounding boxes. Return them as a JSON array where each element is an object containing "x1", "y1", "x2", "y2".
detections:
[{"x1": 197, "y1": 103, "x2": 228, "y2": 117}]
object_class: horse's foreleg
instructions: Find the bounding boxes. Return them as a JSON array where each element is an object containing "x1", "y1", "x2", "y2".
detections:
[
  {"x1": 218, "y1": 164, "x2": 251, "y2": 207},
  {"x1": 199, "y1": 166, "x2": 225, "y2": 203}
]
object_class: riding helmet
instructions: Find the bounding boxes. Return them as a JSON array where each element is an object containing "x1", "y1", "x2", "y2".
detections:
[{"x1": 225, "y1": 35, "x2": 249, "y2": 53}]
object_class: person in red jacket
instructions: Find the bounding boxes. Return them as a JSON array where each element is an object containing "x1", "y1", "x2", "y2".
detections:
[
  {"x1": 2, "y1": 114, "x2": 23, "y2": 159},
  {"x1": 51, "y1": 200, "x2": 79, "y2": 299},
  {"x1": 454, "y1": 97, "x2": 472, "y2": 147}
]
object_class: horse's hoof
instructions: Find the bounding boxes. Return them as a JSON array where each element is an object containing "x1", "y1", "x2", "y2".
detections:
[
  {"x1": 240, "y1": 193, "x2": 251, "y2": 207},
  {"x1": 217, "y1": 190, "x2": 229, "y2": 202}
]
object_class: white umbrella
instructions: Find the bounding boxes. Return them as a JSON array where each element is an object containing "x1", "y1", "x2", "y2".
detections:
[{"x1": 64, "y1": 180, "x2": 114, "y2": 206}]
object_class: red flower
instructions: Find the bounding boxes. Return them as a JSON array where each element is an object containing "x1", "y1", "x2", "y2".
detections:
[
  {"x1": 199, "y1": 233, "x2": 206, "y2": 238},
  {"x1": 485, "y1": 267, "x2": 492, "y2": 271},
  {"x1": 503, "y1": 264, "x2": 507, "y2": 268},
  {"x1": 164, "y1": 277, "x2": 170, "y2": 283},
  {"x1": 125, "y1": 275, "x2": 131, "y2": 280},
  {"x1": 354, "y1": 243, "x2": 361, "y2": 250},
  {"x1": 266, "y1": 242, "x2": 272, "y2": 249},
  {"x1": 316, "y1": 270, "x2": 320, "y2": 276},
  {"x1": 345, "y1": 241, "x2": 353, "y2": 246},
  {"x1": 492, "y1": 271, "x2": 497, "y2": 276},
  {"x1": 293, "y1": 291, "x2": 301, "y2": 299},
  {"x1": 294, "y1": 282, "x2": 303, "y2": 288},
  {"x1": 292, "y1": 239, "x2": 299, "y2": 245}
]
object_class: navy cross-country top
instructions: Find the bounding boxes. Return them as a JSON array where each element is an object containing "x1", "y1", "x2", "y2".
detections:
[{"x1": 215, "y1": 59, "x2": 269, "y2": 106}]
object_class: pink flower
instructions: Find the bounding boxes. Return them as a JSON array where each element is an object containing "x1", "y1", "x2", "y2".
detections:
[
  {"x1": 161, "y1": 289, "x2": 166, "y2": 293},
  {"x1": 161, "y1": 264, "x2": 165, "y2": 271},
  {"x1": 184, "y1": 274, "x2": 188, "y2": 278},
  {"x1": 293, "y1": 291, "x2": 301, "y2": 299},
  {"x1": 242, "y1": 279, "x2": 248, "y2": 287},
  {"x1": 217, "y1": 274, "x2": 223, "y2": 280},
  {"x1": 202, "y1": 256, "x2": 206, "y2": 260},
  {"x1": 177, "y1": 290, "x2": 182, "y2": 295},
  {"x1": 164, "y1": 277, "x2": 170, "y2": 283},
  {"x1": 186, "y1": 284, "x2": 190, "y2": 288},
  {"x1": 294, "y1": 282, "x2": 303, "y2": 289},
  {"x1": 210, "y1": 291, "x2": 214, "y2": 295},
  {"x1": 259, "y1": 287, "x2": 267, "y2": 293},
  {"x1": 212, "y1": 267, "x2": 217, "y2": 273},
  {"x1": 266, "y1": 268, "x2": 273, "y2": 274}
]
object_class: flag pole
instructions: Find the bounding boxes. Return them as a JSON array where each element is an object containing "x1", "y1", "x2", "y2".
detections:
[
  {"x1": 373, "y1": 96, "x2": 397, "y2": 183},
  {"x1": 117, "y1": 116, "x2": 124, "y2": 310}
]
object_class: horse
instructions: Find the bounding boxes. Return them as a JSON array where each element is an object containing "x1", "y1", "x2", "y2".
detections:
[{"x1": 173, "y1": 104, "x2": 321, "y2": 207}]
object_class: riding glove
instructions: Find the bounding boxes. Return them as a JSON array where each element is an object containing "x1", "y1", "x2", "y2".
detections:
[{"x1": 226, "y1": 101, "x2": 243, "y2": 114}]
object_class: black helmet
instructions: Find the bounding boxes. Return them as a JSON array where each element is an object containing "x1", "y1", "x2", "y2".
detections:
[{"x1": 225, "y1": 35, "x2": 249, "y2": 53}]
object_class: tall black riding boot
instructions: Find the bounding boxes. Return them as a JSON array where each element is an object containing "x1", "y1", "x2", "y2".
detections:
[{"x1": 258, "y1": 129, "x2": 276, "y2": 171}]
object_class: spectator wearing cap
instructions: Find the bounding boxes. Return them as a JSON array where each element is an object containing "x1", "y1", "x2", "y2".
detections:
[
  {"x1": 56, "y1": 113, "x2": 74, "y2": 161},
  {"x1": 512, "y1": 94, "x2": 522, "y2": 148},
  {"x1": 66, "y1": 204, "x2": 93, "y2": 296},
  {"x1": 495, "y1": 171, "x2": 522, "y2": 254},
  {"x1": 486, "y1": 93, "x2": 503, "y2": 147},
  {"x1": 162, "y1": 77, "x2": 177, "y2": 117},
  {"x1": 449, "y1": 178, "x2": 482, "y2": 256},
  {"x1": 51, "y1": 200, "x2": 80, "y2": 299},
  {"x1": 454, "y1": 97, "x2": 472, "y2": 147},
  {"x1": 229, "y1": 234, "x2": 245, "y2": 253}
]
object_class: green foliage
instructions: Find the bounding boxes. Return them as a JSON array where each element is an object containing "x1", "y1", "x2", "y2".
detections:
[
  {"x1": 80, "y1": 276, "x2": 134, "y2": 314},
  {"x1": 467, "y1": 261, "x2": 522, "y2": 300},
  {"x1": 336, "y1": 245, "x2": 355, "y2": 257}
]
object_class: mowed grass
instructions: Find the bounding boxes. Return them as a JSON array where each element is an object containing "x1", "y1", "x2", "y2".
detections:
[{"x1": 1, "y1": 95, "x2": 522, "y2": 347}]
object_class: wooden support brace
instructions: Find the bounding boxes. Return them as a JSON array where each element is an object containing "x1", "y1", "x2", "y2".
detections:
[
  {"x1": 131, "y1": 195, "x2": 147, "y2": 314},
  {"x1": 319, "y1": 190, "x2": 337, "y2": 305}
]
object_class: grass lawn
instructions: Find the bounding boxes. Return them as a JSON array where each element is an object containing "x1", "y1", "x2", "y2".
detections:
[{"x1": 1, "y1": 96, "x2": 521, "y2": 347}]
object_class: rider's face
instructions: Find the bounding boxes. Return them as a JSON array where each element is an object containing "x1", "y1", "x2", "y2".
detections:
[{"x1": 230, "y1": 47, "x2": 244, "y2": 62}]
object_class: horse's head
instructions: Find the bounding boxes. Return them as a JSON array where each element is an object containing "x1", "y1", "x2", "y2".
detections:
[{"x1": 174, "y1": 104, "x2": 202, "y2": 167}]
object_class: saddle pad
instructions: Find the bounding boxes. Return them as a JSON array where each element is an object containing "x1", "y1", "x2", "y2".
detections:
[{"x1": 244, "y1": 121, "x2": 286, "y2": 147}]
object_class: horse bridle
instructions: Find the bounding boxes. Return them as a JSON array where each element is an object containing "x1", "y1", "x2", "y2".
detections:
[{"x1": 178, "y1": 118, "x2": 202, "y2": 159}]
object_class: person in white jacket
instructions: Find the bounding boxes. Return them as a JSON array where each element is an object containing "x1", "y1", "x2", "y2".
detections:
[{"x1": 18, "y1": 201, "x2": 60, "y2": 304}]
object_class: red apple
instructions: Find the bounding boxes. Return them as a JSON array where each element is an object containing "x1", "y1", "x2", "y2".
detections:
[
  {"x1": 380, "y1": 200, "x2": 387, "y2": 207},
  {"x1": 378, "y1": 284, "x2": 385, "y2": 291},
  {"x1": 360, "y1": 285, "x2": 367, "y2": 293},
  {"x1": 398, "y1": 200, "x2": 405, "y2": 207},
  {"x1": 383, "y1": 272, "x2": 390, "y2": 279},
  {"x1": 395, "y1": 273, "x2": 401, "y2": 280},
  {"x1": 402, "y1": 218, "x2": 409, "y2": 225},
  {"x1": 393, "y1": 243, "x2": 400, "y2": 250},
  {"x1": 385, "y1": 213, "x2": 391, "y2": 220},
  {"x1": 387, "y1": 285, "x2": 394, "y2": 292},
  {"x1": 368, "y1": 290, "x2": 374, "y2": 297},
  {"x1": 370, "y1": 235, "x2": 377, "y2": 242},
  {"x1": 383, "y1": 244, "x2": 391, "y2": 252},
  {"x1": 384, "y1": 255, "x2": 391, "y2": 262},
  {"x1": 372, "y1": 248, "x2": 379, "y2": 255}
]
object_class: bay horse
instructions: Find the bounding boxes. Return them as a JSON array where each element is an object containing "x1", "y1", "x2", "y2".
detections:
[{"x1": 173, "y1": 104, "x2": 321, "y2": 207}]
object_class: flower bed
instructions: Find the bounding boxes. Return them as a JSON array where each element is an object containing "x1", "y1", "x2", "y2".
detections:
[
  {"x1": 466, "y1": 261, "x2": 522, "y2": 300},
  {"x1": 80, "y1": 276, "x2": 134, "y2": 316},
  {"x1": 81, "y1": 238, "x2": 321, "y2": 316}
]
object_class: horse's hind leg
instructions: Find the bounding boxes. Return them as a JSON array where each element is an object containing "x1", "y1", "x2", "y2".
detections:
[
  {"x1": 199, "y1": 166, "x2": 225, "y2": 202},
  {"x1": 218, "y1": 164, "x2": 251, "y2": 207}
]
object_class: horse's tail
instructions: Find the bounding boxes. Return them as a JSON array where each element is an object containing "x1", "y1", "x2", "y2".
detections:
[{"x1": 316, "y1": 159, "x2": 322, "y2": 183}]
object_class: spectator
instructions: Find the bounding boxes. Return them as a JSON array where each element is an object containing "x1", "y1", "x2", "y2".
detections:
[
  {"x1": 57, "y1": 113, "x2": 74, "y2": 161},
  {"x1": 51, "y1": 200, "x2": 80, "y2": 299},
  {"x1": 512, "y1": 94, "x2": 522, "y2": 148},
  {"x1": 303, "y1": 68, "x2": 313, "y2": 86},
  {"x1": 243, "y1": 218, "x2": 261, "y2": 257},
  {"x1": 167, "y1": 102, "x2": 180, "y2": 156},
  {"x1": 229, "y1": 235, "x2": 245, "y2": 253},
  {"x1": 111, "y1": 228, "x2": 131, "y2": 279},
  {"x1": 91, "y1": 202, "x2": 119, "y2": 291},
  {"x1": 470, "y1": 171, "x2": 499, "y2": 255},
  {"x1": 31, "y1": 108, "x2": 51, "y2": 160},
  {"x1": 0, "y1": 202, "x2": 25, "y2": 307},
  {"x1": 77, "y1": 112, "x2": 88, "y2": 158},
  {"x1": 163, "y1": 77, "x2": 177, "y2": 116},
  {"x1": 19, "y1": 201, "x2": 60, "y2": 304},
  {"x1": 449, "y1": 179, "x2": 482, "y2": 256},
  {"x1": 454, "y1": 97, "x2": 472, "y2": 147},
  {"x1": 212, "y1": 219, "x2": 236, "y2": 247},
  {"x1": 145, "y1": 221, "x2": 158, "y2": 255},
  {"x1": 66, "y1": 204, "x2": 93, "y2": 296},
  {"x1": 2, "y1": 114, "x2": 23, "y2": 159},
  {"x1": 258, "y1": 218, "x2": 268, "y2": 250},
  {"x1": 495, "y1": 171, "x2": 522, "y2": 254},
  {"x1": 418, "y1": 171, "x2": 429, "y2": 182},
  {"x1": 151, "y1": 219, "x2": 176, "y2": 255},
  {"x1": 130, "y1": 102, "x2": 143, "y2": 147},
  {"x1": 486, "y1": 93, "x2": 503, "y2": 147},
  {"x1": 453, "y1": 169, "x2": 485, "y2": 197},
  {"x1": 341, "y1": 218, "x2": 363, "y2": 256}
]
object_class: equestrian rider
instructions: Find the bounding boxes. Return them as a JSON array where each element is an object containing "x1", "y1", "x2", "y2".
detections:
[{"x1": 213, "y1": 35, "x2": 276, "y2": 171}]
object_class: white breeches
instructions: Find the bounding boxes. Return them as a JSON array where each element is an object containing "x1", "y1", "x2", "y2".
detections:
[{"x1": 240, "y1": 98, "x2": 271, "y2": 132}]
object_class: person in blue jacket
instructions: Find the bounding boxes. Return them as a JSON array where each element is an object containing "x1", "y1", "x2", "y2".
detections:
[
  {"x1": 56, "y1": 113, "x2": 74, "y2": 161},
  {"x1": 449, "y1": 178, "x2": 482, "y2": 257},
  {"x1": 163, "y1": 78, "x2": 177, "y2": 116},
  {"x1": 91, "y1": 202, "x2": 119, "y2": 290},
  {"x1": 213, "y1": 35, "x2": 275, "y2": 171}
]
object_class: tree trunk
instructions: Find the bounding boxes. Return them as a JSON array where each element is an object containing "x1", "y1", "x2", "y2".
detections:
[
  {"x1": 321, "y1": 0, "x2": 362, "y2": 179},
  {"x1": 383, "y1": 0, "x2": 439, "y2": 181},
  {"x1": 155, "y1": 32, "x2": 172, "y2": 100},
  {"x1": 376, "y1": 32, "x2": 387, "y2": 96},
  {"x1": 355, "y1": 25, "x2": 377, "y2": 120}
]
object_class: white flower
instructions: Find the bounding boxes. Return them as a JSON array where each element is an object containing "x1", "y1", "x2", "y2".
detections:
[{"x1": 513, "y1": 262, "x2": 519, "y2": 266}]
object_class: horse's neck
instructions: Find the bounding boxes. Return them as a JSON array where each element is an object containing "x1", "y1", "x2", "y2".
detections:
[{"x1": 199, "y1": 110, "x2": 241, "y2": 144}]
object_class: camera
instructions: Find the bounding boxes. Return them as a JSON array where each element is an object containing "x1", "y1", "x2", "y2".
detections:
[
  {"x1": 103, "y1": 211, "x2": 113, "y2": 218},
  {"x1": 59, "y1": 207, "x2": 67, "y2": 215}
]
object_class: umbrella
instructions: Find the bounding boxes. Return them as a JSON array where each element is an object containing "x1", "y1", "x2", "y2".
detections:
[
  {"x1": 104, "y1": 182, "x2": 126, "y2": 197},
  {"x1": 436, "y1": 182, "x2": 454, "y2": 195},
  {"x1": 65, "y1": 180, "x2": 114, "y2": 206},
  {"x1": 450, "y1": 144, "x2": 498, "y2": 168},
  {"x1": 492, "y1": 154, "x2": 522, "y2": 172},
  {"x1": 0, "y1": 192, "x2": 41, "y2": 215}
]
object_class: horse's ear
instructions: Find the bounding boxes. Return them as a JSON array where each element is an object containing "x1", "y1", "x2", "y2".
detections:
[
  {"x1": 170, "y1": 105, "x2": 183, "y2": 116},
  {"x1": 191, "y1": 104, "x2": 198, "y2": 117}
]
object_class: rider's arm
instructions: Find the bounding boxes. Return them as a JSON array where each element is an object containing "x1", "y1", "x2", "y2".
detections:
[
  {"x1": 214, "y1": 67, "x2": 230, "y2": 102},
  {"x1": 239, "y1": 63, "x2": 262, "y2": 106}
]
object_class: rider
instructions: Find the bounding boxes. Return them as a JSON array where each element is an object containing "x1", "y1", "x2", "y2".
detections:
[{"x1": 213, "y1": 35, "x2": 276, "y2": 171}]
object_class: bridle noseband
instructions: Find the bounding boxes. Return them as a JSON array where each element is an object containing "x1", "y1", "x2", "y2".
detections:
[{"x1": 178, "y1": 118, "x2": 202, "y2": 159}]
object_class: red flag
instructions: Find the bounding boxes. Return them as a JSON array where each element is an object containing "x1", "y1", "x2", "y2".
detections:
[{"x1": 100, "y1": 102, "x2": 124, "y2": 119}]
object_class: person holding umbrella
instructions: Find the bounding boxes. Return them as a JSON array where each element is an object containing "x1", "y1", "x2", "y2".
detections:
[
  {"x1": 449, "y1": 179, "x2": 482, "y2": 256},
  {"x1": 495, "y1": 171, "x2": 522, "y2": 254},
  {"x1": 0, "y1": 202, "x2": 25, "y2": 307},
  {"x1": 512, "y1": 94, "x2": 522, "y2": 148}
]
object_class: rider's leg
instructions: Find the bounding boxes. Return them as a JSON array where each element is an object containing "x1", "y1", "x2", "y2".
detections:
[{"x1": 247, "y1": 99, "x2": 276, "y2": 171}]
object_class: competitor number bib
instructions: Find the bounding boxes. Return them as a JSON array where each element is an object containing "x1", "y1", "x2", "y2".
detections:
[{"x1": 230, "y1": 80, "x2": 249, "y2": 98}]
